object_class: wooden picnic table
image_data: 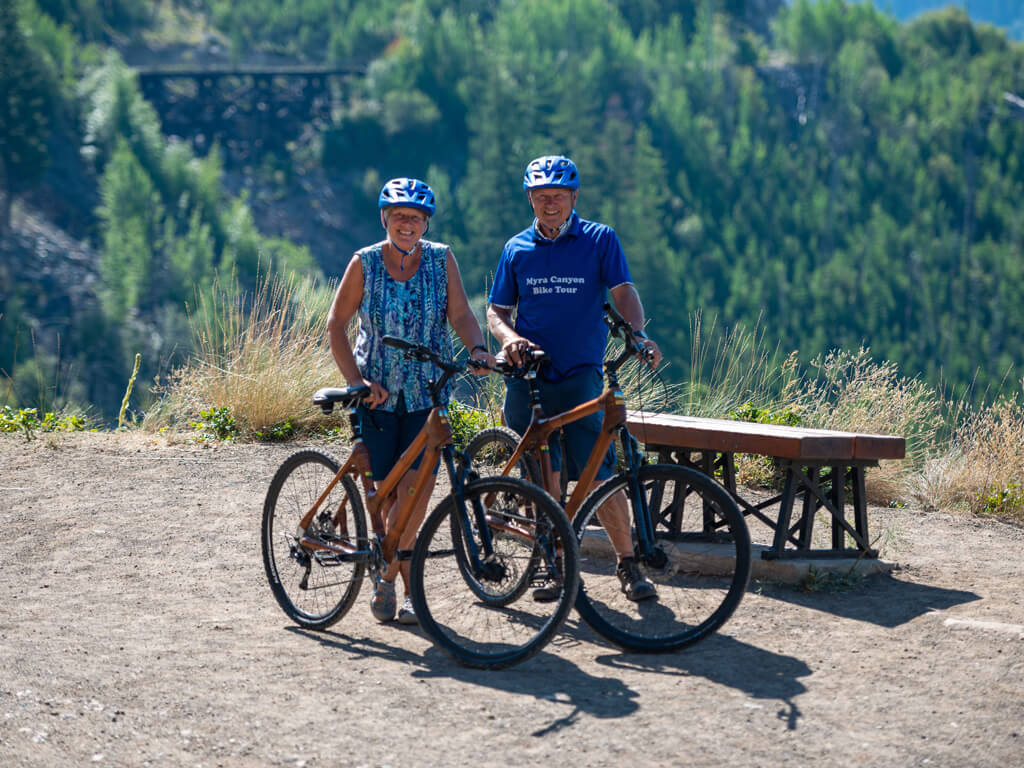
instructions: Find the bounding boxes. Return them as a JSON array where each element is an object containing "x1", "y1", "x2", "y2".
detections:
[{"x1": 625, "y1": 410, "x2": 906, "y2": 560}]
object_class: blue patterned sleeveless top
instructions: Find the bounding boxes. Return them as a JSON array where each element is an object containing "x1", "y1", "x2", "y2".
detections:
[{"x1": 353, "y1": 240, "x2": 454, "y2": 412}]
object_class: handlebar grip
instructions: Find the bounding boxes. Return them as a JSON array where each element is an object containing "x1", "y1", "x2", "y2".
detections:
[
  {"x1": 492, "y1": 348, "x2": 550, "y2": 376},
  {"x1": 603, "y1": 301, "x2": 626, "y2": 326},
  {"x1": 603, "y1": 302, "x2": 635, "y2": 341}
]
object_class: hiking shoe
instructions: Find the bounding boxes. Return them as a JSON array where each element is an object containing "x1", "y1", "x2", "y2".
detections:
[
  {"x1": 532, "y1": 556, "x2": 564, "y2": 603},
  {"x1": 616, "y1": 557, "x2": 657, "y2": 602},
  {"x1": 397, "y1": 596, "x2": 418, "y2": 625},
  {"x1": 370, "y1": 575, "x2": 397, "y2": 621}
]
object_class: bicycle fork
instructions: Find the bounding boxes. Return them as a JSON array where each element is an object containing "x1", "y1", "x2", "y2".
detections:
[
  {"x1": 448, "y1": 448, "x2": 509, "y2": 582},
  {"x1": 619, "y1": 428, "x2": 668, "y2": 569}
]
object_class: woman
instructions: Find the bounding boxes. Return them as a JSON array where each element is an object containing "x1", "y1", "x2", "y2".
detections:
[{"x1": 326, "y1": 177, "x2": 495, "y2": 625}]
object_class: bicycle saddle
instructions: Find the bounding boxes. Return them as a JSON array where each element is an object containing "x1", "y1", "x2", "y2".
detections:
[{"x1": 312, "y1": 385, "x2": 372, "y2": 414}]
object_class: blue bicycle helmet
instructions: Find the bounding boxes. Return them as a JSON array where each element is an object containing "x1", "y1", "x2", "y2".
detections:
[
  {"x1": 378, "y1": 177, "x2": 436, "y2": 216},
  {"x1": 523, "y1": 155, "x2": 580, "y2": 191}
]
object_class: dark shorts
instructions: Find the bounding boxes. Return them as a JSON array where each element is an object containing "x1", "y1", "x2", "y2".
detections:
[
  {"x1": 356, "y1": 402, "x2": 438, "y2": 481},
  {"x1": 503, "y1": 368, "x2": 617, "y2": 481}
]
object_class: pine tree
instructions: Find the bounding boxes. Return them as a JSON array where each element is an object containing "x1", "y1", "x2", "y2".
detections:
[
  {"x1": 97, "y1": 140, "x2": 162, "y2": 320},
  {"x1": 0, "y1": 0, "x2": 52, "y2": 232}
]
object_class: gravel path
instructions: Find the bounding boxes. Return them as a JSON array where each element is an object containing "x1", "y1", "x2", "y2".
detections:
[{"x1": 1, "y1": 433, "x2": 1021, "y2": 767}]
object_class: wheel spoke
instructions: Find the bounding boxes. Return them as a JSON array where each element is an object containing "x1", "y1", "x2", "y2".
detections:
[
  {"x1": 573, "y1": 464, "x2": 751, "y2": 652},
  {"x1": 262, "y1": 450, "x2": 368, "y2": 629},
  {"x1": 412, "y1": 476, "x2": 578, "y2": 669}
]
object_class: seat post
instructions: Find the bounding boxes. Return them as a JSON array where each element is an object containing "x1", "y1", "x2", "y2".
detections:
[{"x1": 347, "y1": 402, "x2": 362, "y2": 439}]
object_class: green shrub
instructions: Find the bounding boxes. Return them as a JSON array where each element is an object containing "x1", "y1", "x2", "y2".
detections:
[
  {"x1": 728, "y1": 401, "x2": 803, "y2": 427},
  {"x1": 255, "y1": 419, "x2": 297, "y2": 442},
  {"x1": 981, "y1": 482, "x2": 1024, "y2": 519},
  {"x1": 448, "y1": 399, "x2": 489, "y2": 452},
  {"x1": 727, "y1": 402, "x2": 803, "y2": 488},
  {"x1": 0, "y1": 406, "x2": 89, "y2": 440},
  {"x1": 189, "y1": 406, "x2": 239, "y2": 441}
]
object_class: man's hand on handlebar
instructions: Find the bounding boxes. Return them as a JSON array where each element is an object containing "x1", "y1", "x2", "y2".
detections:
[
  {"x1": 635, "y1": 334, "x2": 662, "y2": 369},
  {"x1": 501, "y1": 336, "x2": 543, "y2": 368}
]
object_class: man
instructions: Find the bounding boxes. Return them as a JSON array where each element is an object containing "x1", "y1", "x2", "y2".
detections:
[{"x1": 486, "y1": 155, "x2": 663, "y2": 602}]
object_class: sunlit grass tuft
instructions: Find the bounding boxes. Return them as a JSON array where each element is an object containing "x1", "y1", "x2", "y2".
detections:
[
  {"x1": 907, "y1": 390, "x2": 1024, "y2": 523},
  {"x1": 786, "y1": 347, "x2": 943, "y2": 504},
  {"x1": 677, "y1": 311, "x2": 798, "y2": 418},
  {"x1": 145, "y1": 271, "x2": 342, "y2": 437}
]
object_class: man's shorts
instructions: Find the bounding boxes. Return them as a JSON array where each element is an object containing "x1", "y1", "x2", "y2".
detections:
[
  {"x1": 503, "y1": 368, "x2": 617, "y2": 481},
  {"x1": 356, "y1": 401, "x2": 438, "y2": 481}
]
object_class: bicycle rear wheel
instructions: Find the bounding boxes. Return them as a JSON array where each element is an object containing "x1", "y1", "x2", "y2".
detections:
[
  {"x1": 411, "y1": 476, "x2": 579, "y2": 669},
  {"x1": 464, "y1": 426, "x2": 540, "y2": 483},
  {"x1": 572, "y1": 464, "x2": 751, "y2": 653},
  {"x1": 262, "y1": 449, "x2": 368, "y2": 630}
]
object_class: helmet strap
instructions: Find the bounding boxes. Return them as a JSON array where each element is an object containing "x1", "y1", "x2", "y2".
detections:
[
  {"x1": 382, "y1": 209, "x2": 428, "y2": 271},
  {"x1": 388, "y1": 239, "x2": 418, "y2": 272}
]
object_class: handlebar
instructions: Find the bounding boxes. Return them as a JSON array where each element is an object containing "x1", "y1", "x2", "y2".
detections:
[
  {"x1": 486, "y1": 348, "x2": 550, "y2": 378},
  {"x1": 602, "y1": 303, "x2": 655, "y2": 364},
  {"x1": 382, "y1": 334, "x2": 466, "y2": 375}
]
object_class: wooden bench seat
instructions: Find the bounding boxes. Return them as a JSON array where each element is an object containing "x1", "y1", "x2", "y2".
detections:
[{"x1": 626, "y1": 410, "x2": 906, "y2": 560}]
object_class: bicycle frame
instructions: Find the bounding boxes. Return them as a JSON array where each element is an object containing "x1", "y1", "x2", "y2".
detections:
[
  {"x1": 295, "y1": 405, "x2": 455, "y2": 565},
  {"x1": 294, "y1": 338, "x2": 501, "y2": 575},
  {"x1": 503, "y1": 381, "x2": 624, "y2": 521},
  {"x1": 488, "y1": 306, "x2": 662, "y2": 558}
]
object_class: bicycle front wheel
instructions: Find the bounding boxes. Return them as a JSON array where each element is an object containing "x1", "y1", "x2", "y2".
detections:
[
  {"x1": 464, "y1": 426, "x2": 540, "y2": 482},
  {"x1": 411, "y1": 476, "x2": 579, "y2": 669},
  {"x1": 262, "y1": 449, "x2": 368, "y2": 630},
  {"x1": 573, "y1": 464, "x2": 751, "y2": 653}
]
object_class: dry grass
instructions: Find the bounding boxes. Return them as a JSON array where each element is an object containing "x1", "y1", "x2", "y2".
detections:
[
  {"x1": 144, "y1": 272, "x2": 342, "y2": 435},
  {"x1": 676, "y1": 311, "x2": 798, "y2": 418},
  {"x1": 670, "y1": 319, "x2": 939, "y2": 503},
  {"x1": 906, "y1": 392, "x2": 1024, "y2": 522},
  {"x1": 145, "y1": 282, "x2": 1023, "y2": 525},
  {"x1": 783, "y1": 347, "x2": 944, "y2": 504}
]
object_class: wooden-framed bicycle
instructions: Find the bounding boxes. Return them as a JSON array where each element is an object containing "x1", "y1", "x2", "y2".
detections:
[{"x1": 261, "y1": 336, "x2": 579, "y2": 669}]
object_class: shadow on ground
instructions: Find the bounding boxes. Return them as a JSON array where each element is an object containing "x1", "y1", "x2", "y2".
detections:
[
  {"x1": 288, "y1": 615, "x2": 813, "y2": 733},
  {"x1": 751, "y1": 571, "x2": 980, "y2": 627},
  {"x1": 288, "y1": 624, "x2": 639, "y2": 736},
  {"x1": 591, "y1": 629, "x2": 810, "y2": 730}
]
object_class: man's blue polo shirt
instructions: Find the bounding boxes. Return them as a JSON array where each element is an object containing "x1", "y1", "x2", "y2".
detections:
[{"x1": 489, "y1": 211, "x2": 633, "y2": 381}]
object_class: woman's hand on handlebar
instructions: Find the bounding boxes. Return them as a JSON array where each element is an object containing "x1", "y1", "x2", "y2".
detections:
[{"x1": 468, "y1": 347, "x2": 496, "y2": 375}]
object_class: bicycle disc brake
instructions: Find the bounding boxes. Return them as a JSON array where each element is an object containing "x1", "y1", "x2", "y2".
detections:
[{"x1": 477, "y1": 554, "x2": 508, "y2": 582}]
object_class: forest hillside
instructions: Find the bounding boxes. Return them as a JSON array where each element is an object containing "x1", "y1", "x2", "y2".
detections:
[{"x1": 1, "y1": 0, "x2": 1023, "y2": 422}]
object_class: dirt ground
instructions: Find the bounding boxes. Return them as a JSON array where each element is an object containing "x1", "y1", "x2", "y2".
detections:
[{"x1": 1, "y1": 432, "x2": 1022, "y2": 767}]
